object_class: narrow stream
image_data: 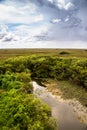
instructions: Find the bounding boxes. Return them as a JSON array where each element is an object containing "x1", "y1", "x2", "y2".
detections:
[{"x1": 33, "y1": 81, "x2": 87, "y2": 130}]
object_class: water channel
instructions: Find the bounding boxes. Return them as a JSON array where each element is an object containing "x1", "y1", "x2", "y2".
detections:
[{"x1": 33, "y1": 81, "x2": 87, "y2": 130}]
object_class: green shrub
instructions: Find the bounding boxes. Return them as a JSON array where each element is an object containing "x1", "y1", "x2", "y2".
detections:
[
  {"x1": 0, "y1": 90, "x2": 57, "y2": 130},
  {"x1": 1, "y1": 55, "x2": 86, "y2": 89},
  {"x1": 59, "y1": 51, "x2": 70, "y2": 55},
  {"x1": 0, "y1": 72, "x2": 33, "y2": 92}
]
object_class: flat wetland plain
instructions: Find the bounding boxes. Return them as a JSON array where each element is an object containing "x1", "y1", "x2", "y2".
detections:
[
  {"x1": 0, "y1": 49, "x2": 87, "y2": 105},
  {"x1": 0, "y1": 49, "x2": 87, "y2": 59},
  {"x1": 0, "y1": 49, "x2": 87, "y2": 128}
]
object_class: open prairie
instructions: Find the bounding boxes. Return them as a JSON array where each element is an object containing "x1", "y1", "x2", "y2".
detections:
[{"x1": 0, "y1": 49, "x2": 87, "y2": 59}]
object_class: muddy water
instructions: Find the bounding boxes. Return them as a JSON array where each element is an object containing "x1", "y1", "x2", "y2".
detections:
[{"x1": 33, "y1": 81, "x2": 87, "y2": 130}]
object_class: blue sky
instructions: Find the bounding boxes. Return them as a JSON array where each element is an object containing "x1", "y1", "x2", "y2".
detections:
[{"x1": 0, "y1": 0, "x2": 87, "y2": 48}]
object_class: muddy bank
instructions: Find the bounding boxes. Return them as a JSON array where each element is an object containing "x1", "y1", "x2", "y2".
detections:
[
  {"x1": 45, "y1": 82, "x2": 87, "y2": 125},
  {"x1": 33, "y1": 81, "x2": 87, "y2": 130}
]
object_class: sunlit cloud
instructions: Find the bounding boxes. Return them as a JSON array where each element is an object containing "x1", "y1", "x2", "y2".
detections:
[
  {"x1": 56, "y1": 0, "x2": 74, "y2": 10},
  {"x1": 51, "y1": 18, "x2": 61, "y2": 23},
  {"x1": 0, "y1": 0, "x2": 87, "y2": 48},
  {"x1": 0, "y1": 2, "x2": 44, "y2": 24}
]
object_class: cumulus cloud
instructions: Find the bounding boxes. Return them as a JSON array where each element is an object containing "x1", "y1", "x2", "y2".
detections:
[
  {"x1": 56, "y1": 0, "x2": 74, "y2": 10},
  {"x1": 0, "y1": 2, "x2": 44, "y2": 24},
  {"x1": 0, "y1": 0, "x2": 87, "y2": 48},
  {"x1": 47, "y1": 0, "x2": 74, "y2": 10},
  {"x1": 2, "y1": 33, "x2": 19, "y2": 42},
  {"x1": 0, "y1": 22, "x2": 49, "y2": 43},
  {"x1": 51, "y1": 18, "x2": 61, "y2": 23},
  {"x1": 0, "y1": 24, "x2": 19, "y2": 42}
]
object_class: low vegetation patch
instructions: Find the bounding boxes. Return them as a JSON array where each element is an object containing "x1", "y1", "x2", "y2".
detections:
[
  {"x1": 44, "y1": 79, "x2": 87, "y2": 107},
  {"x1": 42, "y1": 79, "x2": 87, "y2": 124},
  {"x1": 59, "y1": 51, "x2": 70, "y2": 55},
  {"x1": 0, "y1": 53, "x2": 87, "y2": 129},
  {"x1": 0, "y1": 89, "x2": 57, "y2": 130},
  {"x1": 0, "y1": 67, "x2": 57, "y2": 130}
]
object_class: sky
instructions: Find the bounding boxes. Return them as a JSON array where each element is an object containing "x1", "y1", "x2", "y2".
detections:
[{"x1": 0, "y1": 0, "x2": 87, "y2": 48}]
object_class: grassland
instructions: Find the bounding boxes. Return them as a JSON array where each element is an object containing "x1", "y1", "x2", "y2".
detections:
[
  {"x1": 0, "y1": 48, "x2": 87, "y2": 106},
  {"x1": 0, "y1": 49, "x2": 87, "y2": 59},
  {"x1": 43, "y1": 79, "x2": 87, "y2": 106},
  {"x1": 0, "y1": 48, "x2": 87, "y2": 127}
]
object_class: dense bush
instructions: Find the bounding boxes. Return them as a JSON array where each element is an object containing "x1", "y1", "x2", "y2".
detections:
[
  {"x1": 0, "y1": 72, "x2": 32, "y2": 92},
  {"x1": 27, "y1": 56, "x2": 87, "y2": 89},
  {"x1": 0, "y1": 56, "x2": 57, "y2": 130},
  {"x1": 0, "y1": 54, "x2": 87, "y2": 130},
  {"x1": 0, "y1": 90, "x2": 57, "y2": 130},
  {"x1": 0, "y1": 55, "x2": 87, "y2": 89}
]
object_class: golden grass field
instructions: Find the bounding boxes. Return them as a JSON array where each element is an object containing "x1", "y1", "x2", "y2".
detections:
[{"x1": 0, "y1": 49, "x2": 87, "y2": 59}]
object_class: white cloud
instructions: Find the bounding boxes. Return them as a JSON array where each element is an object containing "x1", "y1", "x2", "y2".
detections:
[
  {"x1": 14, "y1": 24, "x2": 49, "y2": 42},
  {"x1": 0, "y1": 40, "x2": 87, "y2": 49},
  {"x1": 0, "y1": 3, "x2": 44, "y2": 24},
  {"x1": 2, "y1": 33, "x2": 19, "y2": 42},
  {"x1": 34, "y1": 14, "x2": 44, "y2": 22},
  {"x1": 64, "y1": 16, "x2": 70, "y2": 22},
  {"x1": 64, "y1": 18, "x2": 69, "y2": 22},
  {"x1": 56, "y1": 0, "x2": 74, "y2": 10},
  {"x1": 0, "y1": 22, "x2": 49, "y2": 43},
  {"x1": 51, "y1": 18, "x2": 61, "y2": 23},
  {"x1": 0, "y1": 4, "x2": 23, "y2": 15},
  {"x1": 0, "y1": 24, "x2": 8, "y2": 33},
  {"x1": 19, "y1": 4, "x2": 37, "y2": 14},
  {"x1": 0, "y1": 24, "x2": 19, "y2": 42},
  {"x1": 48, "y1": 0, "x2": 54, "y2": 4},
  {"x1": 0, "y1": 32, "x2": 19, "y2": 42},
  {"x1": 0, "y1": 0, "x2": 86, "y2": 48},
  {"x1": 48, "y1": 0, "x2": 74, "y2": 10},
  {"x1": 65, "y1": 2, "x2": 74, "y2": 10}
]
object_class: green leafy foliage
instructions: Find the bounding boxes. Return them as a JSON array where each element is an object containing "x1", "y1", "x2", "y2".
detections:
[
  {"x1": 0, "y1": 55, "x2": 87, "y2": 88},
  {"x1": 0, "y1": 72, "x2": 32, "y2": 91},
  {"x1": 0, "y1": 54, "x2": 87, "y2": 130},
  {"x1": 0, "y1": 90, "x2": 56, "y2": 130},
  {"x1": 0, "y1": 72, "x2": 22, "y2": 90},
  {"x1": 0, "y1": 56, "x2": 57, "y2": 130}
]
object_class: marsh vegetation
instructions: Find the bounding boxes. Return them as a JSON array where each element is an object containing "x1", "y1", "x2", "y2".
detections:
[{"x1": 0, "y1": 49, "x2": 87, "y2": 129}]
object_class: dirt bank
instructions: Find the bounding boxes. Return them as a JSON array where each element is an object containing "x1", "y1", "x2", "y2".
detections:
[
  {"x1": 33, "y1": 81, "x2": 87, "y2": 130},
  {"x1": 45, "y1": 81, "x2": 87, "y2": 125}
]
